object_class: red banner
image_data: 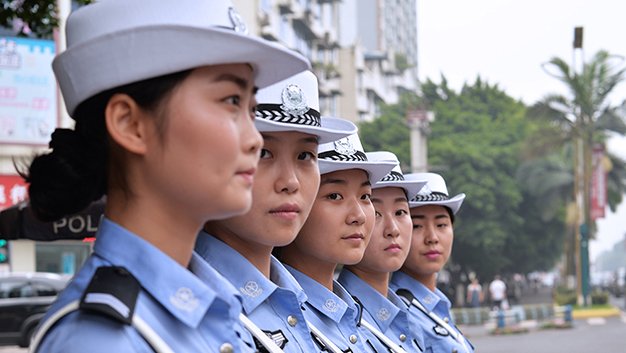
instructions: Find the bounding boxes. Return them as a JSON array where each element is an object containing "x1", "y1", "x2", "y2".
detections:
[
  {"x1": 590, "y1": 145, "x2": 607, "y2": 220},
  {"x1": 0, "y1": 174, "x2": 28, "y2": 211}
]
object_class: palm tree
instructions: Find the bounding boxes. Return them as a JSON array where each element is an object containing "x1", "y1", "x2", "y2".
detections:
[{"x1": 528, "y1": 50, "x2": 626, "y2": 304}]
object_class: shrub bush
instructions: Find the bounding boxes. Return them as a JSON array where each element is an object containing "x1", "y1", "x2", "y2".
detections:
[
  {"x1": 591, "y1": 290, "x2": 609, "y2": 305},
  {"x1": 554, "y1": 286, "x2": 577, "y2": 306}
]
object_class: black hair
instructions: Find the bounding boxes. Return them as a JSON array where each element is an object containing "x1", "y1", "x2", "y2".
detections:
[{"x1": 20, "y1": 70, "x2": 192, "y2": 222}]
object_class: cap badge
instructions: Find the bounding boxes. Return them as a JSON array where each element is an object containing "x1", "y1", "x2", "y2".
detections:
[
  {"x1": 334, "y1": 138, "x2": 356, "y2": 156},
  {"x1": 280, "y1": 84, "x2": 308, "y2": 115},
  {"x1": 228, "y1": 7, "x2": 248, "y2": 34}
]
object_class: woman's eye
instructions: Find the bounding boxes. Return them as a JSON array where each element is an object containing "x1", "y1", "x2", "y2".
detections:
[
  {"x1": 361, "y1": 193, "x2": 372, "y2": 201},
  {"x1": 297, "y1": 151, "x2": 316, "y2": 161},
  {"x1": 396, "y1": 209, "x2": 408, "y2": 216},
  {"x1": 260, "y1": 149, "x2": 272, "y2": 159},
  {"x1": 225, "y1": 95, "x2": 241, "y2": 106},
  {"x1": 327, "y1": 193, "x2": 343, "y2": 200},
  {"x1": 375, "y1": 211, "x2": 382, "y2": 217}
]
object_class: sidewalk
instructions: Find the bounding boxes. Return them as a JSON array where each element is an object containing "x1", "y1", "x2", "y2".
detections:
[{"x1": 457, "y1": 288, "x2": 626, "y2": 339}]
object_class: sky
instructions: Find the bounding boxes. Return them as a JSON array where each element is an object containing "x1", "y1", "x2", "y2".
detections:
[{"x1": 417, "y1": 0, "x2": 626, "y2": 264}]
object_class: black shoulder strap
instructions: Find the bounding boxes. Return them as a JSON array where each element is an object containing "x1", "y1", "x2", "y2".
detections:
[{"x1": 79, "y1": 266, "x2": 141, "y2": 325}]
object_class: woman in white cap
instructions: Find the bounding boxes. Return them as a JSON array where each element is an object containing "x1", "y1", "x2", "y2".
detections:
[
  {"x1": 197, "y1": 71, "x2": 356, "y2": 353},
  {"x1": 23, "y1": 1, "x2": 308, "y2": 352},
  {"x1": 277, "y1": 134, "x2": 397, "y2": 353},
  {"x1": 338, "y1": 151, "x2": 426, "y2": 353},
  {"x1": 389, "y1": 173, "x2": 475, "y2": 353}
]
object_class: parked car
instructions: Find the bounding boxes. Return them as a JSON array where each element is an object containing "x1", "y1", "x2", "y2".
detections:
[{"x1": 0, "y1": 272, "x2": 70, "y2": 347}]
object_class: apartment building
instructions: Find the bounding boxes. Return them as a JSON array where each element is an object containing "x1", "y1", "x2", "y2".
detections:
[{"x1": 234, "y1": 0, "x2": 419, "y2": 123}]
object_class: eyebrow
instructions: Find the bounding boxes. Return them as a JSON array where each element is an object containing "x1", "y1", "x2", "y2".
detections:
[
  {"x1": 411, "y1": 214, "x2": 449, "y2": 220},
  {"x1": 215, "y1": 73, "x2": 258, "y2": 94},
  {"x1": 320, "y1": 178, "x2": 347, "y2": 186}
]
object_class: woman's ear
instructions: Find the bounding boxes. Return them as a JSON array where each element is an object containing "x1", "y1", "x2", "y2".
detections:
[{"x1": 104, "y1": 93, "x2": 151, "y2": 155}]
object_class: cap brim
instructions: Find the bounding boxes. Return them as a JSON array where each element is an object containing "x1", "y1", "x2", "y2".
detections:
[
  {"x1": 373, "y1": 179, "x2": 427, "y2": 200},
  {"x1": 255, "y1": 116, "x2": 357, "y2": 144},
  {"x1": 318, "y1": 160, "x2": 396, "y2": 183},
  {"x1": 409, "y1": 193, "x2": 466, "y2": 215},
  {"x1": 54, "y1": 26, "x2": 310, "y2": 115}
]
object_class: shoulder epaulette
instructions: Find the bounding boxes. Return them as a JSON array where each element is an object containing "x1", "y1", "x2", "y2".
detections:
[{"x1": 79, "y1": 266, "x2": 140, "y2": 325}]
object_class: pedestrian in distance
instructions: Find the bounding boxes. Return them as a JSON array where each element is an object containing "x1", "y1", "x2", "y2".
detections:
[
  {"x1": 389, "y1": 172, "x2": 475, "y2": 353},
  {"x1": 489, "y1": 275, "x2": 508, "y2": 310},
  {"x1": 338, "y1": 151, "x2": 427, "y2": 353},
  {"x1": 466, "y1": 277, "x2": 484, "y2": 308},
  {"x1": 277, "y1": 133, "x2": 396, "y2": 353},
  {"x1": 198, "y1": 70, "x2": 357, "y2": 353},
  {"x1": 22, "y1": 0, "x2": 309, "y2": 352}
]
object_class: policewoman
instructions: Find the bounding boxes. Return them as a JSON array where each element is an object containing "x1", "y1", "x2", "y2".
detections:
[
  {"x1": 389, "y1": 173, "x2": 475, "y2": 353},
  {"x1": 24, "y1": 1, "x2": 308, "y2": 352},
  {"x1": 278, "y1": 134, "x2": 397, "y2": 353},
  {"x1": 338, "y1": 151, "x2": 426, "y2": 353},
  {"x1": 197, "y1": 71, "x2": 356, "y2": 353}
]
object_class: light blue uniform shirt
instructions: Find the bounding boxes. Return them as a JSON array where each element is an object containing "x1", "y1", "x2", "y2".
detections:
[
  {"x1": 390, "y1": 271, "x2": 475, "y2": 353},
  {"x1": 195, "y1": 232, "x2": 319, "y2": 353},
  {"x1": 285, "y1": 265, "x2": 380, "y2": 353},
  {"x1": 338, "y1": 269, "x2": 425, "y2": 352},
  {"x1": 36, "y1": 218, "x2": 255, "y2": 353}
]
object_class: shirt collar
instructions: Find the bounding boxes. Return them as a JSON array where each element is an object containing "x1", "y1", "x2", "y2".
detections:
[
  {"x1": 284, "y1": 265, "x2": 354, "y2": 323},
  {"x1": 93, "y1": 218, "x2": 217, "y2": 328},
  {"x1": 390, "y1": 271, "x2": 448, "y2": 312},
  {"x1": 337, "y1": 269, "x2": 400, "y2": 331},
  {"x1": 195, "y1": 232, "x2": 276, "y2": 314},
  {"x1": 269, "y1": 256, "x2": 308, "y2": 305}
]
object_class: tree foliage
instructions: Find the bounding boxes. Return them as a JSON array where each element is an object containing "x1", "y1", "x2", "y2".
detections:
[
  {"x1": 0, "y1": 0, "x2": 92, "y2": 39},
  {"x1": 359, "y1": 76, "x2": 569, "y2": 280}
]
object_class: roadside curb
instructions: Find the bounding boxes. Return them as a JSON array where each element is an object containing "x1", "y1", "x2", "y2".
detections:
[{"x1": 572, "y1": 306, "x2": 622, "y2": 319}]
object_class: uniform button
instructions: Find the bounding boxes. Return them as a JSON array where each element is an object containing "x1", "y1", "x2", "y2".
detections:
[
  {"x1": 452, "y1": 349, "x2": 458, "y2": 353},
  {"x1": 219, "y1": 343, "x2": 234, "y2": 353},
  {"x1": 287, "y1": 315, "x2": 298, "y2": 326},
  {"x1": 444, "y1": 317, "x2": 450, "y2": 323},
  {"x1": 349, "y1": 335, "x2": 358, "y2": 344},
  {"x1": 399, "y1": 334, "x2": 407, "y2": 342}
]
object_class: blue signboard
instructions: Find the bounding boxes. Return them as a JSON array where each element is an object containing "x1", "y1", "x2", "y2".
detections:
[{"x1": 0, "y1": 37, "x2": 57, "y2": 145}]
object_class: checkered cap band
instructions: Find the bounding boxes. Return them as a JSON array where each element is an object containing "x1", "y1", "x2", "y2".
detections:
[
  {"x1": 380, "y1": 171, "x2": 405, "y2": 182},
  {"x1": 411, "y1": 192, "x2": 450, "y2": 202},
  {"x1": 255, "y1": 104, "x2": 321, "y2": 127},
  {"x1": 318, "y1": 150, "x2": 367, "y2": 162}
]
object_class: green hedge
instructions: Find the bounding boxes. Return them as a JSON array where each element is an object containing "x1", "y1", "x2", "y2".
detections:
[
  {"x1": 554, "y1": 286, "x2": 577, "y2": 306},
  {"x1": 591, "y1": 290, "x2": 609, "y2": 305}
]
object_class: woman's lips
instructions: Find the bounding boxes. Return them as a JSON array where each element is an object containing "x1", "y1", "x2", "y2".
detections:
[
  {"x1": 269, "y1": 203, "x2": 300, "y2": 220},
  {"x1": 423, "y1": 250, "x2": 441, "y2": 260},
  {"x1": 385, "y1": 243, "x2": 402, "y2": 252}
]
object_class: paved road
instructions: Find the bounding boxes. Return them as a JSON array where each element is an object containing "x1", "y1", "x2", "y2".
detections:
[{"x1": 464, "y1": 314, "x2": 626, "y2": 353}]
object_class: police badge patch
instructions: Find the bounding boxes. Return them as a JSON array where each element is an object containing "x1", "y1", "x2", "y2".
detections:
[
  {"x1": 240, "y1": 281, "x2": 263, "y2": 297},
  {"x1": 280, "y1": 84, "x2": 309, "y2": 115},
  {"x1": 323, "y1": 299, "x2": 339, "y2": 313},
  {"x1": 377, "y1": 308, "x2": 391, "y2": 321}
]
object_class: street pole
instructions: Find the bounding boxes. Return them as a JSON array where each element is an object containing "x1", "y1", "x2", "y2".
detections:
[
  {"x1": 572, "y1": 26, "x2": 591, "y2": 307},
  {"x1": 407, "y1": 109, "x2": 434, "y2": 173}
]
